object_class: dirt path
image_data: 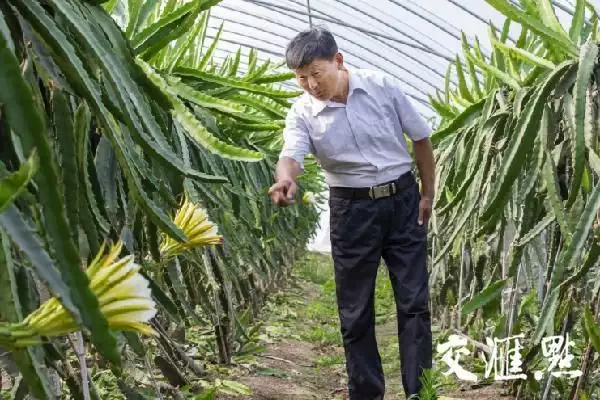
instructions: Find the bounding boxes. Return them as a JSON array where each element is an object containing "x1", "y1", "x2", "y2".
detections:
[{"x1": 216, "y1": 253, "x2": 513, "y2": 400}]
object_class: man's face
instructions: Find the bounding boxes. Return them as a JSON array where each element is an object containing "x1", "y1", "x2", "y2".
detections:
[{"x1": 294, "y1": 54, "x2": 342, "y2": 101}]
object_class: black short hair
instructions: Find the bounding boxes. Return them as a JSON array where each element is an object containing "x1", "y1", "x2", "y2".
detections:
[{"x1": 285, "y1": 27, "x2": 338, "y2": 70}]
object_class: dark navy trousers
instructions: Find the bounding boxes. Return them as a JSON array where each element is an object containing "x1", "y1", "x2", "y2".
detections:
[{"x1": 328, "y1": 173, "x2": 432, "y2": 399}]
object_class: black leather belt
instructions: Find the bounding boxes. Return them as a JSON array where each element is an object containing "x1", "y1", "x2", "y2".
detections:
[{"x1": 329, "y1": 172, "x2": 415, "y2": 200}]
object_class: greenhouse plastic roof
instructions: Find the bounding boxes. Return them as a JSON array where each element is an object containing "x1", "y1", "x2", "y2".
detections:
[{"x1": 206, "y1": 0, "x2": 597, "y2": 122}]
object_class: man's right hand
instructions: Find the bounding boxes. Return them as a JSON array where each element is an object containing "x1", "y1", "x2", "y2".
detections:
[{"x1": 268, "y1": 179, "x2": 297, "y2": 207}]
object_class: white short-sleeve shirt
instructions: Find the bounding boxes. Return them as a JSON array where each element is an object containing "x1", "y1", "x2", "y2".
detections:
[{"x1": 279, "y1": 68, "x2": 432, "y2": 188}]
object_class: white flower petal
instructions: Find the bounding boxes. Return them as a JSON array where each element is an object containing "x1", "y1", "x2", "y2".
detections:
[{"x1": 98, "y1": 274, "x2": 152, "y2": 306}]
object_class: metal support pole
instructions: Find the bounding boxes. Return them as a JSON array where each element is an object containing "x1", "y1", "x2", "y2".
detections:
[{"x1": 306, "y1": 0, "x2": 313, "y2": 28}]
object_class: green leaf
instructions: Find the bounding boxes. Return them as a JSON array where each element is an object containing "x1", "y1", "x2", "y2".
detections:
[
  {"x1": 228, "y1": 93, "x2": 288, "y2": 119},
  {"x1": 568, "y1": 38, "x2": 598, "y2": 208},
  {"x1": 220, "y1": 380, "x2": 252, "y2": 395},
  {"x1": 142, "y1": 0, "x2": 205, "y2": 61},
  {"x1": 449, "y1": 90, "x2": 472, "y2": 108},
  {"x1": 438, "y1": 113, "x2": 506, "y2": 215},
  {"x1": 570, "y1": 0, "x2": 586, "y2": 43},
  {"x1": 253, "y1": 72, "x2": 296, "y2": 84},
  {"x1": 461, "y1": 279, "x2": 508, "y2": 315},
  {"x1": 515, "y1": 214, "x2": 555, "y2": 247},
  {"x1": 0, "y1": 20, "x2": 120, "y2": 367},
  {"x1": 589, "y1": 149, "x2": 600, "y2": 176},
  {"x1": 125, "y1": 0, "x2": 143, "y2": 37},
  {"x1": 166, "y1": 11, "x2": 206, "y2": 72},
  {"x1": 167, "y1": 258, "x2": 201, "y2": 324},
  {"x1": 198, "y1": 21, "x2": 223, "y2": 70},
  {"x1": 138, "y1": 60, "x2": 264, "y2": 161},
  {"x1": 489, "y1": 22, "x2": 506, "y2": 73},
  {"x1": 430, "y1": 99, "x2": 486, "y2": 145},
  {"x1": 75, "y1": 101, "x2": 110, "y2": 235},
  {"x1": 500, "y1": 17, "x2": 511, "y2": 43},
  {"x1": 492, "y1": 39, "x2": 556, "y2": 70},
  {"x1": 131, "y1": 0, "x2": 196, "y2": 56},
  {"x1": 52, "y1": 90, "x2": 80, "y2": 242},
  {"x1": 94, "y1": 135, "x2": 119, "y2": 226},
  {"x1": 455, "y1": 56, "x2": 475, "y2": 102},
  {"x1": 102, "y1": 0, "x2": 120, "y2": 13},
  {"x1": 533, "y1": 286, "x2": 560, "y2": 344},
  {"x1": 12, "y1": 0, "x2": 202, "y2": 243},
  {"x1": 74, "y1": 3, "x2": 228, "y2": 184},
  {"x1": 481, "y1": 61, "x2": 574, "y2": 222},
  {"x1": 536, "y1": 0, "x2": 570, "y2": 38},
  {"x1": 429, "y1": 95, "x2": 456, "y2": 119},
  {"x1": 461, "y1": 33, "x2": 483, "y2": 99},
  {"x1": 0, "y1": 8, "x2": 14, "y2": 52},
  {"x1": 542, "y1": 147, "x2": 569, "y2": 236},
  {"x1": 0, "y1": 150, "x2": 38, "y2": 213},
  {"x1": 485, "y1": 0, "x2": 577, "y2": 58},
  {"x1": 126, "y1": 0, "x2": 158, "y2": 39},
  {"x1": 550, "y1": 174, "x2": 600, "y2": 289},
  {"x1": 167, "y1": 78, "x2": 245, "y2": 115},
  {"x1": 175, "y1": 68, "x2": 303, "y2": 98},
  {"x1": 444, "y1": 63, "x2": 452, "y2": 103},
  {"x1": 584, "y1": 304, "x2": 600, "y2": 354},
  {"x1": 0, "y1": 206, "x2": 78, "y2": 320},
  {"x1": 465, "y1": 50, "x2": 521, "y2": 90},
  {"x1": 433, "y1": 199, "x2": 478, "y2": 264},
  {"x1": 562, "y1": 240, "x2": 600, "y2": 287},
  {"x1": 0, "y1": 230, "x2": 54, "y2": 400},
  {"x1": 226, "y1": 47, "x2": 242, "y2": 76}
]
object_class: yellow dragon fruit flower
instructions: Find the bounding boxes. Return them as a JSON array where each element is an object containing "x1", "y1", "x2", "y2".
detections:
[
  {"x1": 302, "y1": 191, "x2": 315, "y2": 205},
  {"x1": 160, "y1": 196, "x2": 223, "y2": 258},
  {"x1": 2, "y1": 241, "x2": 157, "y2": 348}
]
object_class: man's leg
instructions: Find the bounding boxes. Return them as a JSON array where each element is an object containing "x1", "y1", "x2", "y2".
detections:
[
  {"x1": 329, "y1": 196, "x2": 385, "y2": 400},
  {"x1": 381, "y1": 180, "x2": 432, "y2": 397}
]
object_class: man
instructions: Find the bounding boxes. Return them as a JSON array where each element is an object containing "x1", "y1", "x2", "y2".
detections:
[{"x1": 268, "y1": 27, "x2": 435, "y2": 399}]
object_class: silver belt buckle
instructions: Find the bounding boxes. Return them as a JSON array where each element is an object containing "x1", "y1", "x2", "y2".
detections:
[{"x1": 369, "y1": 182, "x2": 396, "y2": 199}]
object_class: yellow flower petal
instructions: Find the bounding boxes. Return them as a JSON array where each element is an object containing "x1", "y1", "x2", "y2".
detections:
[
  {"x1": 101, "y1": 298, "x2": 156, "y2": 320},
  {"x1": 107, "y1": 309, "x2": 156, "y2": 324},
  {"x1": 160, "y1": 197, "x2": 223, "y2": 258},
  {"x1": 109, "y1": 321, "x2": 157, "y2": 337}
]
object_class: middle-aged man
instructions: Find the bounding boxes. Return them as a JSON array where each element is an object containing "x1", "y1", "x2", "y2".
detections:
[{"x1": 268, "y1": 27, "x2": 436, "y2": 399}]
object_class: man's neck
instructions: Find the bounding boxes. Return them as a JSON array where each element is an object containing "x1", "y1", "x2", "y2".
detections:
[{"x1": 330, "y1": 69, "x2": 349, "y2": 104}]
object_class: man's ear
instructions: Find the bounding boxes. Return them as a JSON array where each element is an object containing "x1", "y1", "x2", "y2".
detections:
[{"x1": 335, "y1": 52, "x2": 344, "y2": 68}]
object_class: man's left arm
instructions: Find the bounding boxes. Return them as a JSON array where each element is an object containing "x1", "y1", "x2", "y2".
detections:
[
  {"x1": 412, "y1": 138, "x2": 435, "y2": 226},
  {"x1": 386, "y1": 77, "x2": 436, "y2": 226}
]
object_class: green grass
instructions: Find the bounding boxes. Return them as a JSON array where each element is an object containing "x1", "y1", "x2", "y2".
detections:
[
  {"x1": 316, "y1": 354, "x2": 345, "y2": 367},
  {"x1": 292, "y1": 252, "x2": 460, "y2": 399},
  {"x1": 291, "y1": 253, "x2": 422, "y2": 398},
  {"x1": 202, "y1": 251, "x2": 458, "y2": 399},
  {"x1": 294, "y1": 252, "x2": 333, "y2": 285}
]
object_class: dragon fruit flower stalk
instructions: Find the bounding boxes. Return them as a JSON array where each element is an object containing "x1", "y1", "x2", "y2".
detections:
[
  {"x1": 160, "y1": 196, "x2": 223, "y2": 258},
  {"x1": 0, "y1": 241, "x2": 156, "y2": 348}
]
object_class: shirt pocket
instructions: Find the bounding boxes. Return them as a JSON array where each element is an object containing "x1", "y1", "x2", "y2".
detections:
[
  {"x1": 377, "y1": 106, "x2": 401, "y2": 134},
  {"x1": 364, "y1": 112, "x2": 395, "y2": 147}
]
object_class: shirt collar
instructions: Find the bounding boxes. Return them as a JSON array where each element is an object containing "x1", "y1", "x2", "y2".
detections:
[{"x1": 310, "y1": 68, "x2": 365, "y2": 116}]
